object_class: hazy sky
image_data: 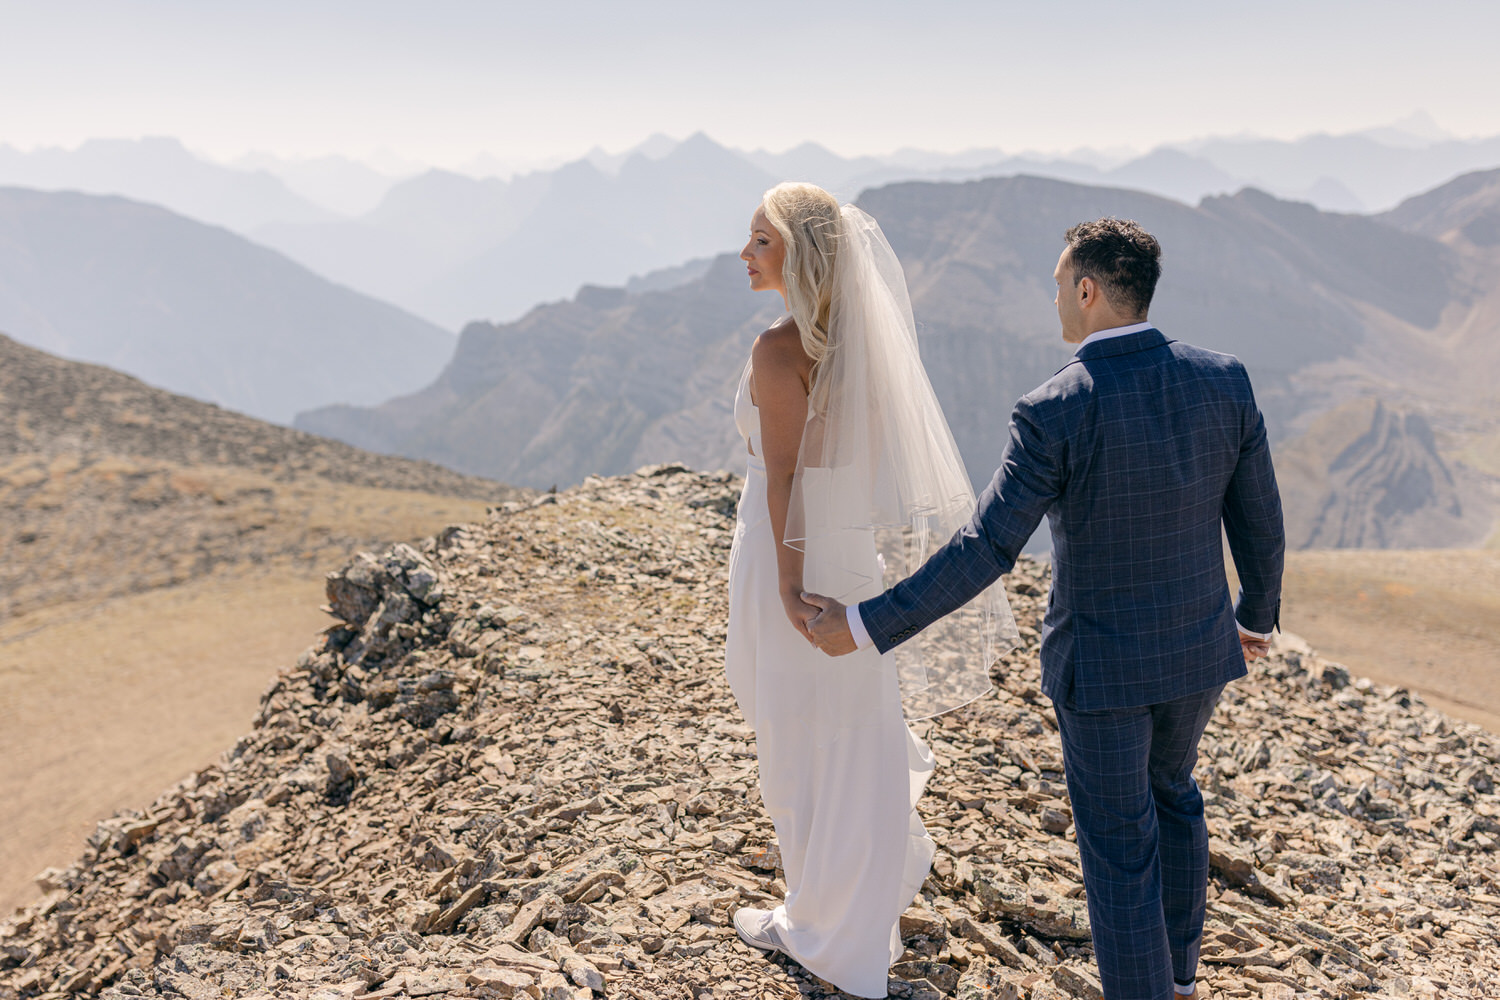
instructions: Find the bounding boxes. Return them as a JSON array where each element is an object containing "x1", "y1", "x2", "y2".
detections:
[{"x1": 3, "y1": 0, "x2": 1498, "y2": 168}]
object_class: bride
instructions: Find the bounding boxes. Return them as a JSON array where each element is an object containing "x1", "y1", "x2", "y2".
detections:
[{"x1": 724, "y1": 182, "x2": 1017, "y2": 997}]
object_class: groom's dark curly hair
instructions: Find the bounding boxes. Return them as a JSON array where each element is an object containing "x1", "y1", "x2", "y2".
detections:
[{"x1": 1063, "y1": 218, "x2": 1162, "y2": 317}]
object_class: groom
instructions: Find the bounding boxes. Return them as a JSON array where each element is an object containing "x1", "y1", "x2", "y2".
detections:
[{"x1": 805, "y1": 218, "x2": 1284, "y2": 1000}]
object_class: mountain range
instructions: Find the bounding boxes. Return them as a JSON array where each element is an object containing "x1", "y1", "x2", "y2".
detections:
[
  {"x1": 3, "y1": 129, "x2": 1496, "y2": 550},
  {"x1": 0, "y1": 187, "x2": 455, "y2": 425},
  {"x1": 242, "y1": 125, "x2": 1500, "y2": 330},
  {"x1": 0, "y1": 137, "x2": 333, "y2": 233},
  {"x1": 7, "y1": 117, "x2": 1500, "y2": 332},
  {"x1": 297, "y1": 170, "x2": 1500, "y2": 551},
  {"x1": 253, "y1": 134, "x2": 778, "y2": 330}
]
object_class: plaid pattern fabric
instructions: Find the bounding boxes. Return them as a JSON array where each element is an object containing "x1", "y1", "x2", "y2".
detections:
[
  {"x1": 860, "y1": 328, "x2": 1284, "y2": 998},
  {"x1": 862, "y1": 328, "x2": 1285, "y2": 711},
  {"x1": 1054, "y1": 684, "x2": 1225, "y2": 1000}
]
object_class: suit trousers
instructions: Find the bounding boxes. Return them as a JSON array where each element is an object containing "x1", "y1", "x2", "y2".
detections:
[{"x1": 1053, "y1": 683, "x2": 1225, "y2": 1000}]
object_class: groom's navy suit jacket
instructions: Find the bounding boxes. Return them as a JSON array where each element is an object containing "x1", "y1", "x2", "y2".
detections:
[{"x1": 860, "y1": 328, "x2": 1284, "y2": 711}]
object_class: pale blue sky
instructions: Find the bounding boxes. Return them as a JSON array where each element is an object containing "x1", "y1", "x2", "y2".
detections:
[{"x1": 3, "y1": 0, "x2": 1498, "y2": 166}]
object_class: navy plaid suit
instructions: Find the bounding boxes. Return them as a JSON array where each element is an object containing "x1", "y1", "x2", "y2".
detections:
[{"x1": 860, "y1": 328, "x2": 1284, "y2": 1000}]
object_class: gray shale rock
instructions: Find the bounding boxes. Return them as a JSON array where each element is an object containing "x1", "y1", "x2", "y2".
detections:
[{"x1": 4, "y1": 465, "x2": 1500, "y2": 1000}]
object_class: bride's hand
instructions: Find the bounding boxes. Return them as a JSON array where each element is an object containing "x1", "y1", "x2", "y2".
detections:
[
  {"x1": 1239, "y1": 633, "x2": 1270, "y2": 662},
  {"x1": 781, "y1": 586, "x2": 818, "y2": 642}
]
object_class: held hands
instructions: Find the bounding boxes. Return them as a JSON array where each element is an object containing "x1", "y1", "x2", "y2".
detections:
[
  {"x1": 802, "y1": 593, "x2": 858, "y2": 657},
  {"x1": 1239, "y1": 631, "x2": 1270, "y2": 663},
  {"x1": 781, "y1": 586, "x2": 818, "y2": 642}
]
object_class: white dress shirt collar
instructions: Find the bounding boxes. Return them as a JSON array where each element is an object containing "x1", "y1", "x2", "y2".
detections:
[{"x1": 1074, "y1": 320, "x2": 1155, "y2": 355}]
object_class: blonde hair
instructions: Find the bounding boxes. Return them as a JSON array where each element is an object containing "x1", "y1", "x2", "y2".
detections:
[{"x1": 760, "y1": 182, "x2": 841, "y2": 375}]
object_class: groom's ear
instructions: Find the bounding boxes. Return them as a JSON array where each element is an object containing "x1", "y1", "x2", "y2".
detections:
[{"x1": 1077, "y1": 275, "x2": 1096, "y2": 306}]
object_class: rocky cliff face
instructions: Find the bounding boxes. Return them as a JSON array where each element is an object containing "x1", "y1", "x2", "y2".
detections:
[
  {"x1": 296, "y1": 174, "x2": 1500, "y2": 550},
  {"x1": 295, "y1": 254, "x2": 776, "y2": 491},
  {"x1": 299, "y1": 176, "x2": 1413, "y2": 489},
  {"x1": 3, "y1": 466, "x2": 1497, "y2": 999},
  {"x1": 1277, "y1": 398, "x2": 1495, "y2": 549}
]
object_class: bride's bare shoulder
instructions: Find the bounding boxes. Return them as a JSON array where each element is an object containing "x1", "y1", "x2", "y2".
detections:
[{"x1": 752, "y1": 315, "x2": 809, "y2": 370}]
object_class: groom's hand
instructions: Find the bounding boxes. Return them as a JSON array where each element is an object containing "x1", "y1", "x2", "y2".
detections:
[{"x1": 803, "y1": 593, "x2": 857, "y2": 656}]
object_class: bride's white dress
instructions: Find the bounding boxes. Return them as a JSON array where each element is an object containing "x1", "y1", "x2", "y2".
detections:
[{"x1": 724, "y1": 361, "x2": 936, "y2": 999}]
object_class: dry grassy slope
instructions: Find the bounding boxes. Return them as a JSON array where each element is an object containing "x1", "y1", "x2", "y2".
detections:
[
  {"x1": 0, "y1": 453, "x2": 506, "y2": 619},
  {"x1": 0, "y1": 573, "x2": 333, "y2": 918},
  {"x1": 1282, "y1": 549, "x2": 1500, "y2": 733},
  {"x1": 0, "y1": 333, "x2": 506, "y2": 496}
]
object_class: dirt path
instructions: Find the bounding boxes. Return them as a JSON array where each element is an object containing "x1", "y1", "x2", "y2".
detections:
[{"x1": 0, "y1": 570, "x2": 329, "y2": 915}]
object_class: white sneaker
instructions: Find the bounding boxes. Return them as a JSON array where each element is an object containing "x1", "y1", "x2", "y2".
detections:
[{"x1": 733, "y1": 907, "x2": 782, "y2": 954}]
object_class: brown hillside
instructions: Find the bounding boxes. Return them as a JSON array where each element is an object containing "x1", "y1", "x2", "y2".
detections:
[
  {"x1": 0, "y1": 333, "x2": 502, "y2": 496},
  {"x1": 1282, "y1": 548, "x2": 1500, "y2": 734},
  {"x1": 0, "y1": 331, "x2": 525, "y2": 620},
  {"x1": 1273, "y1": 399, "x2": 1495, "y2": 550}
]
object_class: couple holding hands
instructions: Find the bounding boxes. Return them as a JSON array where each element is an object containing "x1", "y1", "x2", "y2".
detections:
[{"x1": 722, "y1": 183, "x2": 1283, "y2": 1000}]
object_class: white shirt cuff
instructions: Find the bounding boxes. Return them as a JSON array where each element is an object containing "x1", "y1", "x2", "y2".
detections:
[
  {"x1": 1237, "y1": 624, "x2": 1272, "y2": 641},
  {"x1": 846, "y1": 603, "x2": 874, "y2": 650}
]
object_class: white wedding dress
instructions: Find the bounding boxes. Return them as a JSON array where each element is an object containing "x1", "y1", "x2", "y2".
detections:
[{"x1": 724, "y1": 360, "x2": 936, "y2": 999}]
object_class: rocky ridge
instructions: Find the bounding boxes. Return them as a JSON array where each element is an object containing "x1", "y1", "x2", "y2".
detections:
[{"x1": 2, "y1": 466, "x2": 1498, "y2": 999}]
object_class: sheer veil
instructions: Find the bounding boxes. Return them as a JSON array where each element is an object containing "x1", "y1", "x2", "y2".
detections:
[{"x1": 786, "y1": 204, "x2": 1019, "y2": 721}]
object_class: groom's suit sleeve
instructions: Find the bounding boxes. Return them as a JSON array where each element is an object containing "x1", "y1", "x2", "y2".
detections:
[
  {"x1": 859, "y1": 393, "x2": 1062, "y2": 655},
  {"x1": 1222, "y1": 367, "x2": 1284, "y2": 635}
]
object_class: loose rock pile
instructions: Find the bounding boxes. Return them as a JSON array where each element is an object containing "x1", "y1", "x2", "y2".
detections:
[{"x1": 2, "y1": 465, "x2": 1497, "y2": 999}]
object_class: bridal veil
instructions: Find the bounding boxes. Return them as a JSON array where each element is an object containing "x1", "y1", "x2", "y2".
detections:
[{"x1": 786, "y1": 203, "x2": 1019, "y2": 727}]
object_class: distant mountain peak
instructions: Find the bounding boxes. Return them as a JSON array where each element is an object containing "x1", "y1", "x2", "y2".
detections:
[
  {"x1": 676, "y1": 131, "x2": 730, "y2": 154},
  {"x1": 634, "y1": 133, "x2": 681, "y2": 158},
  {"x1": 1357, "y1": 111, "x2": 1455, "y2": 148}
]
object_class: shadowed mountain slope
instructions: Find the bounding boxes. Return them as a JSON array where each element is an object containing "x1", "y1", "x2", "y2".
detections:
[
  {"x1": 1380, "y1": 167, "x2": 1500, "y2": 247},
  {"x1": 303, "y1": 177, "x2": 1376, "y2": 486},
  {"x1": 296, "y1": 254, "x2": 772, "y2": 490},
  {"x1": 1199, "y1": 188, "x2": 1460, "y2": 328},
  {"x1": 0, "y1": 188, "x2": 455, "y2": 425}
]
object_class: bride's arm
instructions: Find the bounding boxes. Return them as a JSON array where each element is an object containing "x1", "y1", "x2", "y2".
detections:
[{"x1": 751, "y1": 327, "x2": 816, "y2": 641}]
